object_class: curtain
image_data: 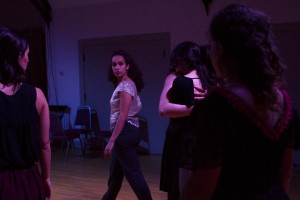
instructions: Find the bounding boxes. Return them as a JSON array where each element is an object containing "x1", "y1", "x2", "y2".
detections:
[{"x1": 24, "y1": 28, "x2": 48, "y2": 100}]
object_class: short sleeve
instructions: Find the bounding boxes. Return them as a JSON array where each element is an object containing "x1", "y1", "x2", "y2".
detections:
[
  {"x1": 167, "y1": 76, "x2": 195, "y2": 106},
  {"x1": 118, "y1": 80, "x2": 136, "y2": 97}
]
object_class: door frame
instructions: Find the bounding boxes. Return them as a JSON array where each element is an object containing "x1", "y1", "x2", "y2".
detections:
[{"x1": 78, "y1": 32, "x2": 171, "y2": 154}]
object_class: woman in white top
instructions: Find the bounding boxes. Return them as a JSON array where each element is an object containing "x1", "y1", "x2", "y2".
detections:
[{"x1": 102, "y1": 50, "x2": 152, "y2": 200}]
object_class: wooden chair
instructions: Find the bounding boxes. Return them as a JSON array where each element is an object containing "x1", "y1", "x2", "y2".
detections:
[
  {"x1": 72, "y1": 106, "x2": 94, "y2": 157},
  {"x1": 72, "y1": 106, "x2": 111, "y2": 156},
  {"x1": 50, "y1": 112, "x2": 83, "y2": 162},
  {"x1": 86, "y1": 109, "x2": 111, "y2": 156}
]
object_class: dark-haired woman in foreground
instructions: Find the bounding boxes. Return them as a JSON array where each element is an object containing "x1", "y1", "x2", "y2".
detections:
[
  {"x1": 0, "y1": 26, "x2": 51, "y2": 199},
  {"x1": 180, "y1": 4, "x2": 300, "y2": 200}
]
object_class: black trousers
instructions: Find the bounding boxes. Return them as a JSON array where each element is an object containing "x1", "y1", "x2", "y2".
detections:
[{"x1": 102, "y1": 123, "x2": 152, "y2": 200}]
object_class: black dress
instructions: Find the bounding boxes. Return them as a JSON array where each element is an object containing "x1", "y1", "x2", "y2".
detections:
[
  {"x1": 0, "y1": 83, "x2": 46, "y2": 200},
  {"x1": 181, "y1": 87, "x2": 300, "y2": 200},
  {"x1": 160, "y1": 76, "x2": 198, "y2": 199}
]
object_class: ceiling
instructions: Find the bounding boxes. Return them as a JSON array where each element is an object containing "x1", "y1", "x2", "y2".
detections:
[
  {"x1": 48, "y1": 0, "x2": 127, "y2": 10},
  {"x1": 1, "y1": 0, "x2": 46, "y2": 29},
  {"x1": 0, "y1": 0, "x2": 127, "y2": 29}
]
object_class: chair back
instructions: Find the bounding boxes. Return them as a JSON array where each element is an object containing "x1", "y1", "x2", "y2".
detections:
[
  {"x1": 91, "y1": 109, "x2": 101, "y2": 133},
  {"x1": 50, "y1": 112, "x2": 65, "y2": 137},
  {"x1": 50, "y1": 111, "x2": 82, "y2": 162},
  {"x1": 74, "y1": 106, "x2": 93, "y2": 130},
  {"x1": 87, "y1": 109, "x2": 111, "y2": 151},
  {"x1": 49, "y1": 105, "x2": 71, "y2": 129}
]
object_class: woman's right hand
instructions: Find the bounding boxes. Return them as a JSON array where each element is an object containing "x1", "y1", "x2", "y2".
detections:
[
  {"x1": 194, "y1": 86, "x2": 207, "y2": 100},
  {"x1": 104, "y1": 140, "x2": 115, "y2": 157}
]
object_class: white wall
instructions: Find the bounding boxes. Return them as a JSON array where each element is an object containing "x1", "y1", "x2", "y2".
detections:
[{"x1": 47, "y1": 0, "x2": 300, "y2": 154}]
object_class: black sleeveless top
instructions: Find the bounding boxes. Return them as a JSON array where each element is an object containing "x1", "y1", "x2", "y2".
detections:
[
  {"x1": 167, "y1": 76, "x2": 199, "y2": 124},
  {"x1": 165, "y1": 76, "x2": 199, "y2": 162},
  {"x1": 0, "y1": 83, "x2": 41, "y2": 170}
]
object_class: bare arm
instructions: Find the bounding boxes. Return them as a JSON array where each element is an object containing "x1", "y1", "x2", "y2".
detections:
[
  {"x1": 159, "y1": 73, "x2": 194, "y2": 118},
  {"x1": 280, "y1": 148, "x2": 294, "y2": 192},
  {"x1": 104, "y1": 91, "x2": 132, "y2": 157},
  {"x1": 35, "y1": 88, "x2": 51, "y2": 199},
  {"x1": 181, "y1": 167, "x2": 221, "y2": 200}
]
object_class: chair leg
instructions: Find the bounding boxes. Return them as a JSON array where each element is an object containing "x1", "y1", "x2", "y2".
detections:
[
  {"x1": 81, "y1": 133, "x2": 91, "y2": 157},
  {"x1": 83, "y1": 135, "x2": 86, "y2": 157},
  {"x1": 64, "y1": 141, "x2": 71, "y2": 163},
  {"x1": 61, "y1": 141, "x2": 65, "y2": 153},
  {"x1": 79, "y1": 137, "x2": 85, "y2": 158}
]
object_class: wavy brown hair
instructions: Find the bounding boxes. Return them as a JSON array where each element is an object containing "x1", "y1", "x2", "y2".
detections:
[
  {"x1": 209, "y1": 4, "x2": 286, "y2": 109},
  {"x1": 108, "y1": 50, "x2": 144, "y2": 93}
]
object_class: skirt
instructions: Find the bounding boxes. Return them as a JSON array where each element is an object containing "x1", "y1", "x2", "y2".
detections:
[{"x1": 0, "y1": 165, "x2": 46, "y2": 200}]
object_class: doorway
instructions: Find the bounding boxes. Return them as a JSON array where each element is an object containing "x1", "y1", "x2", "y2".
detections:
[{"x1": 78, "y1": 33, "x2": 170, "y2": 154}]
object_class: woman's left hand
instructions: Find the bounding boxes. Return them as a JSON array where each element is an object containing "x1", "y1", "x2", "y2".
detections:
[
  {"x1": 44, "y1": 178, "x2": 52, "y2": 200},
  {"x1": 104, "y1": 140, "x2": 115, "y2": 157}
]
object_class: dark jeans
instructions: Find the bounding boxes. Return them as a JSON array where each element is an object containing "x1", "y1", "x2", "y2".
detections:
[{"x1": 102, "y1": 123, "x2": 152, "y2": 200}]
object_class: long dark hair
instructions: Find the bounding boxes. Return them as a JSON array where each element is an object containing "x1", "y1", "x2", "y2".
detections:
[
  {"x1": 0, "y1": 26, "x2": 29, "y2": 89},
  {"x1": 108, "y1": 50, "x2": 144, "y2": 93},
  {"x1": 209, "y1": 4, "x2": 285, "y2": 109},
  {"x1": 169, "y1": 41, "x2": 214, "y2": 90}
]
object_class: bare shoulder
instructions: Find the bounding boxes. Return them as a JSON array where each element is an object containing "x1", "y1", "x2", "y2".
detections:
[
  {"x1": 184, "y1": 69, "x2": 198, "y2": 79},
  {"x1": 229, "y1": 85, "x2": 254, "y2": 107},
  {"x1": 167, "y1": 73, "x2": 176, "y2": 78},
  {"x1": 165, "y1": 73, "x2": 176, "y2": 82},
  {"x1": 35, "y1": 87, "x2": 48, "y2": 114},
  {"x1": 35, "y1": 87, "x2": 46, "y2": 100}
]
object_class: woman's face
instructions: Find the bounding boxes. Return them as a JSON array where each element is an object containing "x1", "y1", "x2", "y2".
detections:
[
  {"x1": 111, "y1": 55, "x2": 129, "y2": 79},
  {"x1": 18, "y1": 47, "x2": 30, "y2": 71}
]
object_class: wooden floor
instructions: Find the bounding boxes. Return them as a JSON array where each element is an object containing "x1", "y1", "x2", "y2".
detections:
[
  {"x1": 51, "y1": 148, "x2": 167, "y2": 200},
  {"x1": 51, "y1": 148, "x2": 300, "y2": 200}
]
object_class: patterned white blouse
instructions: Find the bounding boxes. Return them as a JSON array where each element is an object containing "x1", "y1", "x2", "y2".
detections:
[{"x1": 110, "y1": 80, "x2": 141, "y2": 130}]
